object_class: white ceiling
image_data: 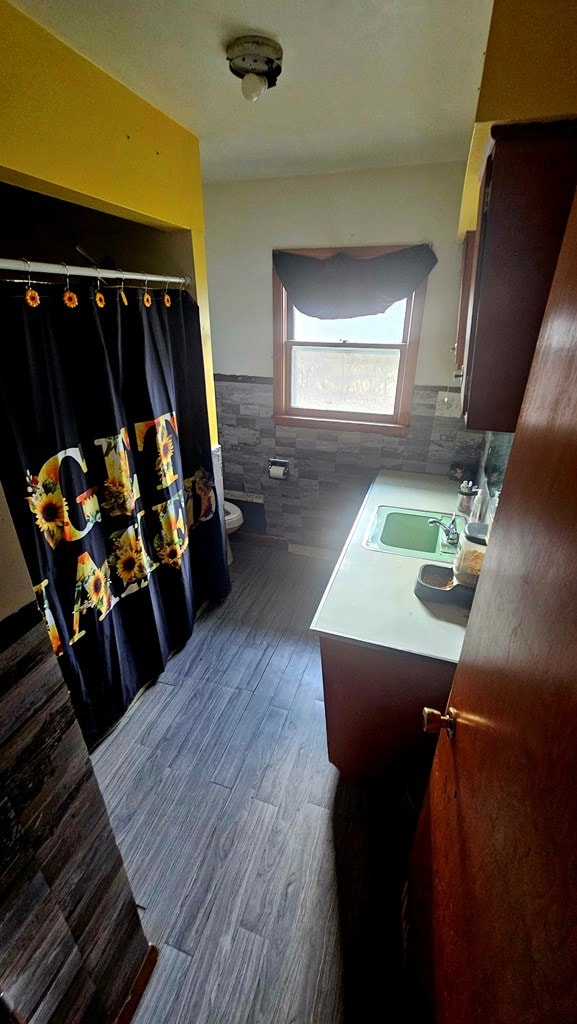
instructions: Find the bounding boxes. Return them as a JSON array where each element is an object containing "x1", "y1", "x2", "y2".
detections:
[{"x1": 10, "y1": 0, "x2": 494, "y2": 182}]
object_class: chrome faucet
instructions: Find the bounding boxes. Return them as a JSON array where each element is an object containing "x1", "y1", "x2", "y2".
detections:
[{"x1": 428, "y1": 512, "x2": 459, "y2": 546}]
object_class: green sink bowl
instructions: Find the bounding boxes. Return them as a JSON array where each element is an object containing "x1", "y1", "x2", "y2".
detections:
[
  {"x1": 380, "y1": 510, "x2": 440, "y2": 552},
  {"x1": 364, "y1": 506, "x2": 464, "y2": 563}
]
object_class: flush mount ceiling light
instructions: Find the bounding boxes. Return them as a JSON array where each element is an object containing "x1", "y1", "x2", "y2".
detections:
[{"x1": 226, "y1": 35, "x2": 283, "y2": 102}]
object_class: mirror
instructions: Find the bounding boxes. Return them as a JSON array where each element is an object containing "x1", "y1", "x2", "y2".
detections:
[{"x1": 484, "y1": 431, "x2": 514, "y2": 496}]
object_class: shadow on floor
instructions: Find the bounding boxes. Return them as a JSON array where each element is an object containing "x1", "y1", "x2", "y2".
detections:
[{"x1": 331, "y1": 748, "x2": 436, "y2": 1023}]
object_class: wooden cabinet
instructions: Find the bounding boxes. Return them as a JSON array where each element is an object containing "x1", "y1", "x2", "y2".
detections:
[
  {"x1": 319, "y1": 635, "x2": 456, "y2": 782},
  {"x1": 459, "y1": 119, "x2": 577, "y2": 433}
]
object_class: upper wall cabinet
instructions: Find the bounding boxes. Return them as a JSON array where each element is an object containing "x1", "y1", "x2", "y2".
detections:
[{"x1": 458, "y1": 119, "x2": 577, "y2": 433}]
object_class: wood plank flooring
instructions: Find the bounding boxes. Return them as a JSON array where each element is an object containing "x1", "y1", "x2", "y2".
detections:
[{"x1": 91, "y1": 540, "x2": 430, "y2": 1023}]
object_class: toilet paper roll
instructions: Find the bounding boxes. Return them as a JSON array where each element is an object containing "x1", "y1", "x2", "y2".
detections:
[{"x1": 269, "y1": 465, "x2": 287, "y2": 479}]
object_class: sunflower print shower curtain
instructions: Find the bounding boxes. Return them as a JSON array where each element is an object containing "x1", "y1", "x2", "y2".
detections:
[{"x1": 0, "y1": 282, "x2": 230, "y2": 750}]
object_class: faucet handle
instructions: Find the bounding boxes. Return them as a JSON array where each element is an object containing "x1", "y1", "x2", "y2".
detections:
[
  {"x1": 428, "y1": 514, "x2": 459, "y2": 546},
  {"x1": 447, "y1": 511, "x2": 459, "y2": 535}
]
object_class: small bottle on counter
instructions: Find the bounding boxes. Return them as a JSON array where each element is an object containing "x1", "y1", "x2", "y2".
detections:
[
  {"x1": 453, "y1": 522, "x2": 489, "y2": 588},
  {"x1": 469, "y1": 486, "x2": 485, "y2": 523},
  {"x1": 486, "y1": 491, "x2": 500, "y2": 540}
]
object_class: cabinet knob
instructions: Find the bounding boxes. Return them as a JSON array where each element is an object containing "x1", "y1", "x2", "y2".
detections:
[{"x1": 422, "y1": 706, "x2": 456, "y2": 740}]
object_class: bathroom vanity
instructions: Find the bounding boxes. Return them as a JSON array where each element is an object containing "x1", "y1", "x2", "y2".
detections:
[{"x1": 310, "y1": 470, "x2": 469, "y2": 781}]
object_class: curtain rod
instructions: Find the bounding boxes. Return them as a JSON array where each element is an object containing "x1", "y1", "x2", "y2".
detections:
[{"x1": 0, "y1": 258, "x2": 190, "y2": 287}]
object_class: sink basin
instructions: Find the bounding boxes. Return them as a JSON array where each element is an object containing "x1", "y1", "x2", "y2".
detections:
[
  {"x1": 381, "y1": 510, "x2": 440, "y2": 552},
  {"x1": 363, "y1": 506, "x2": 464, "y2": 563}
]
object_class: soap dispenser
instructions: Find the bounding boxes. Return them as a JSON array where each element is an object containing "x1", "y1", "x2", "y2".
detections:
[{"x1": 453, "y1": 522, "x2": 489, "y2": 588}]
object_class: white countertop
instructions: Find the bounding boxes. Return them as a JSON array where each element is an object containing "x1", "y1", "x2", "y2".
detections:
[{"x1": 310, "y1": 470, "x2": 470, "y2": 663}]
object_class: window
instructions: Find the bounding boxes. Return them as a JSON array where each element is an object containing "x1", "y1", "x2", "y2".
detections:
[{"x1": 273, "y1": 246, "x2": 429, "y2": 435}]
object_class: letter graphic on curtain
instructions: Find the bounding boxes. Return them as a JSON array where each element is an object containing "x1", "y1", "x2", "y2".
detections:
[{"x1": 0, "y1": 282, "x2": 230, "y2": 750}]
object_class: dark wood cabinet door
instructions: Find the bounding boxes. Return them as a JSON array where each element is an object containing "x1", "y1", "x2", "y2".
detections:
[
  {"x1": 463, "y1": 119, "x2": 577, "y2": 433},
  {"x1": 408, "y1": 185, "x2": 577, "y2": 1024},
  {"x1": 319, "y1": 636, "x2": 455, "y2": 781}
]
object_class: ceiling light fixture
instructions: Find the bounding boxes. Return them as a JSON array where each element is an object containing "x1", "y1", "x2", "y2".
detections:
[{"x1": 226, "y1": 35, "x2": 283, "y2": 102}]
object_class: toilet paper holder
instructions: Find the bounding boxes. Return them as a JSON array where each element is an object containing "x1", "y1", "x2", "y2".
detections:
[{"x1": 268, "y1": 458, "x2": 289, "y2": 479}]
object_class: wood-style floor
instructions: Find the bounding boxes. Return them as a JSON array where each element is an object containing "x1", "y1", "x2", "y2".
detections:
[{"x1": 91, "y1": 539, "x2": 430, "y2": 1024}]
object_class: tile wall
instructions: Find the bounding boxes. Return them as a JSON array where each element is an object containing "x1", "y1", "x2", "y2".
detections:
[{"x1": 215, "y1": 376, "x2": 486, "y2": 551}]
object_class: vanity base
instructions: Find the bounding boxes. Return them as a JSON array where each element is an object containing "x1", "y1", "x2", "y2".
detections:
[{"x1": 319, "y1": 635, "x2": 456, "y2": 782}]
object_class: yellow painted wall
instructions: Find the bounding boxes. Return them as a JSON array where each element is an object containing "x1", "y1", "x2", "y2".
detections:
[
  {"x1": 459, "y1": 0, "x2": 577, "y2": 235},
  {"x1": 476, "y1": 0, "x2": 577, "y2": 124},
  {"x1": 0, "y1": 0, "x2": 217, "y2": 439}
]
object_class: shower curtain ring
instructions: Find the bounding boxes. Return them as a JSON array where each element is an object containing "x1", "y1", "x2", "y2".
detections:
[
  {"x1": 21, "y1": 257, "x2": 32, "y2": 288},
  {"x1": 163, "y1": 277, "x2": 172, "y2": 308},
  {"x1": 143, "y1": 278, "x2": 152, "y2": 308},
  {"x1": 62, "y1": 263, "x2": 79, "y2": 309},
  {"x1": 119, "y1": 270, "x2": 128, "y2": 306},
  {"x1": 95, "y1": 270, "x2": 105, "y2": 309},
  {"x1": 22, "y1": 258, "x2": 40, "y2": 308}
]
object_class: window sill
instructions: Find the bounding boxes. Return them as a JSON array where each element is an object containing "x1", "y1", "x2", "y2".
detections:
[{"x1": 273, "y1": 414, "x2": 409, "y2": 436}]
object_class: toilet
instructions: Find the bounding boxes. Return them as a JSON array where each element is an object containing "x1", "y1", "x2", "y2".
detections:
[{"x1": 223, "y1": 500, "x2": 244, "y2": 565}]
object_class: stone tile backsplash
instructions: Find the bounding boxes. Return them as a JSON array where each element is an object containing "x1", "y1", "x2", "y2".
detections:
[{"x1": 215, "y1": 376, "x2": 486, "y2": 550}]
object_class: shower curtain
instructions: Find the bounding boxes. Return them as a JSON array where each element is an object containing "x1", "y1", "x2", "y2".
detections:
[{"x1": 0, "y1": 280, "x2": 230, "y2": 750}]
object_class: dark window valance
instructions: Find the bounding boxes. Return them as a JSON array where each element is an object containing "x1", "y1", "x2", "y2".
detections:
[{"x1": 273, "y1": 244, "x2": 438, "y2": 320}]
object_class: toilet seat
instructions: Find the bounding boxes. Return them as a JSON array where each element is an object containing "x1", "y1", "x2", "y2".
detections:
[
  {"x1": 223, "y1": 500, "x2": 243, "y2": 567},
  {"x1": 223, "y1": 500, "x2": 243, "y2": 532}
]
